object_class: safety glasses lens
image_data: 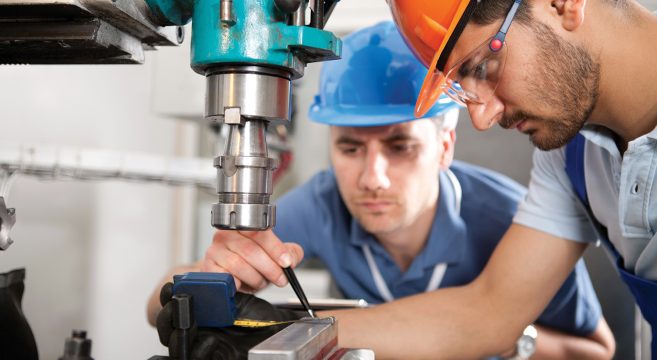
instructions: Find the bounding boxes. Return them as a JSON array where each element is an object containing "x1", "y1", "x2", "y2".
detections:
[{"x1": 443, "y1": 38, "x2": 507, "y2": 105}]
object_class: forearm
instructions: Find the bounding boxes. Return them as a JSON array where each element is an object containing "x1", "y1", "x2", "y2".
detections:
[
  {"x1": 325, "y1": 225, "x2": 587, "y2": 359},
  {"x1": 327, "y1": 283, "x2": 521, "y2": 360},
  {"x1": 146, "y1": 262, "x2": 201, "y2": 326},
  {"x1": 532, "y1": 320, "x2": 615, "y2": 360}
]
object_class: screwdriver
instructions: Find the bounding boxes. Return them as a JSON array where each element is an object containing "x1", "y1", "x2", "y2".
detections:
[{"x1": 282, "y1": 267, "x2": 316, "y2": 318}]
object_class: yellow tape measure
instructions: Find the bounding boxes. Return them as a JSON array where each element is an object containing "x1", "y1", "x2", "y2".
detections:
[{"x1": 232, "y1": 318, "x2": 297, "y2": 328}]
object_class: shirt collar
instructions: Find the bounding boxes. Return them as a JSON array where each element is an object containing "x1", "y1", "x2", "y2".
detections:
[
  {"x1": 580, "y1": 123, "x2": 657, "y2": 157},
  {"x1": 647, "y1": 124, "x2": 657, "y2": 141},
  {"x1": 348, "y1": 171, "x2": 468, "y2": 279},
  {"x1": 579, "y1": 124, "x2": 621, "y2": 157}
]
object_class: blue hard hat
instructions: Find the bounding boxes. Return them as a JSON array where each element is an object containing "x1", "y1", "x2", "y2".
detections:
[{"x1": 309, "y1": 21, "x2": 460, "y2": 127}]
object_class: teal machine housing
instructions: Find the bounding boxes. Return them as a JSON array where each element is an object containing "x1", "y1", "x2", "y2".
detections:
[
  {"x1": 145, "y1": 0, "x2": 340, "y2": 76},
  {"x1": 146, "y1": 0, "x2": 341, "y2": 230}
]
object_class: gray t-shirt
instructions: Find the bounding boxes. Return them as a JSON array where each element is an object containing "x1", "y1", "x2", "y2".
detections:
[{"x1": 514, "y1": 124, "x2": 657, "y2": 280}]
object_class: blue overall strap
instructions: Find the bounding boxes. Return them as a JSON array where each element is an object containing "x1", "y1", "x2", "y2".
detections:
[
  {"x1": 565, "y1": 133, "x2": 590, "y2": 208},
  {"x1": 565, "y1": 133, "x2": 657, "y2": 358},
  {"x1": 564, "y1": 133, "x2": 620, "y2": 258}
]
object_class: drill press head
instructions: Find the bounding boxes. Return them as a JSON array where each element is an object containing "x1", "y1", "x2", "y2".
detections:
[{"x1": 145, "y1": 0, "x2": 341, "y2": 230}]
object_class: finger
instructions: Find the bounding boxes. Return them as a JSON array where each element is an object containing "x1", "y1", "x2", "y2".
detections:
[
  {"x1": 199, "y1": 260, "x2": 243, "y2": 289},
  {"x1": 156, "y1": 302, "x2": 174, "y2": 346},
  {"x1": 203, "y1": 249, "x2": 269, "y2": 291},
  {"x1": 204, "y1": 230, "x2": 268, "y2": 292},
  {"x1": 226, "y1": 234, "x2": 288, "y2": 287},
  {"x1": 239, "y1": 230, "x2": 299, "y2": 268},
  {"x1": 159, "y1": 282, "x2": 173, "y2": 307}
]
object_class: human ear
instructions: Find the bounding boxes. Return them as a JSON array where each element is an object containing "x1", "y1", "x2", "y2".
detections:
[
  {"x1": 439, "y1": 129, "x2": 456, "y2": 170},
  {"x1": 552, "y1": 0, "x2": 587, "y2": 31}
]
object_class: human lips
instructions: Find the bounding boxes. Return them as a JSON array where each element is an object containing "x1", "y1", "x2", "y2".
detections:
[
  {"x1": 501, "y1": 117, "x2": 528, "y2": 133},
  {"x1": 515, "y1": 119, "x2": 528, "y2": 132},
  {"x1": 356, "y1": 199, "x2": 396, "y2": 212},
  {"x1": 500, "y1": 111, "x2": 529, "y2": 131}
]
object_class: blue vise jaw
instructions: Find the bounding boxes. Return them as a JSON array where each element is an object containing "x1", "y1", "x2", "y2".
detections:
[{"x1": 173, "y1": 272, "x2": 237, "y2": 328}]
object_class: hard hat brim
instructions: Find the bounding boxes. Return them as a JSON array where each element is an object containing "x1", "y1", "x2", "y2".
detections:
[
  {"x1": 309, "y1": 101, "x2": 461, "y2": 127},
  {"x1": 414, "y1": 0, "x2": 476, "y2": 117}
]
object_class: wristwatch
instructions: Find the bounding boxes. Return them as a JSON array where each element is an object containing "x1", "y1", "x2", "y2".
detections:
[{"x1": 509, "y1": 324, "x2": 538, "y2": 360}]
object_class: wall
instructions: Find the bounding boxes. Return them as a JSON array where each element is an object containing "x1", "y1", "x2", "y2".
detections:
[{"x1": 0, "y1": 46, "x2": 198, "y2": 358}]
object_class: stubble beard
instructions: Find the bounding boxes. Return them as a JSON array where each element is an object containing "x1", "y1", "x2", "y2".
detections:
[{"x1": 500, "y1": 22, "x2": 601, "y2": 151}]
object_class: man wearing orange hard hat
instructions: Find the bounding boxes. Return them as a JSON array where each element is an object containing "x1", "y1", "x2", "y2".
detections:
[{"x1": 328, "y1": 0, "x2": 657, "y2": 358}]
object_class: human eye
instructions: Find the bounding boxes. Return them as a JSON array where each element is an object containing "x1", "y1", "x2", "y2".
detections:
[
  {"x1": 457, "y1": 61, "x2": 472, "y2": 78},
  {"x1": 387, "y1": 142, "x2": 416, "y2": 157},
  {"x1": 338, "y1": 145, "x2": 361, "y2": 156},
  {"x1": 473, "y1": 61, "x2": 487, "y2": 80}
]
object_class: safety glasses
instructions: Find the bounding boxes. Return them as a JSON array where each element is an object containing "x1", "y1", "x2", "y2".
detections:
[{"x1": 415, "y1": 0, "x2": 522, "y2": 116}]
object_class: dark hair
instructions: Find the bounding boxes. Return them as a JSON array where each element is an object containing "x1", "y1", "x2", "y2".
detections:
[
  {"x1": 470, "y1": 0, "x2": 533, "y2": 26},
  {"x1": 470, "y1": 0, "x2": 628, "y2": 26}
]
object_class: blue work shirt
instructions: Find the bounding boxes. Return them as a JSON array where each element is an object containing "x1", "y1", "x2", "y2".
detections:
[{"x1": 273, "y1": 161, "x2": 601, "y2": 336}]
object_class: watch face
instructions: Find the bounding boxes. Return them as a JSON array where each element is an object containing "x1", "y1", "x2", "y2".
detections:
[{"x1": 517, "y1": 335, "x2": 537, "y2": 358}]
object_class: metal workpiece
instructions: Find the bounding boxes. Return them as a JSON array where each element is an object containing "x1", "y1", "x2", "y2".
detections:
[
  {"x1": 249, "y1": 317, "x2": 375, "y2": 360},
  {"x1": 212, "y1": 120, "x2": 278, "y2": 230},
  {"x1": 0, "y1": 0, "x2": 182, "y2": 64},
  {"x1": 0, "y1": 197, "x2": 16, "y2": 251},
  {"x1": 205, "y1": 66, "x2": 292, "y2": 123},
  {"x1": 249, "y1": 317, "x2": 337, "y2": 360}
]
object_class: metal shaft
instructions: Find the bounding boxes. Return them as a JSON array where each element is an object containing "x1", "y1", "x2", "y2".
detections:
[
  {"x1": 206, "y1": 66, "x2": 290, "y2": 231},
  {"x1": 212, "y1": 120, "x2": 278, "y2": 230}
]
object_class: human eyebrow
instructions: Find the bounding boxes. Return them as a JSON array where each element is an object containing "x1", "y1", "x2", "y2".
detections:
[
  {"x1": 381, "y1": 133, "x2": 416, "y2": 144},
  {"x1": 334, "y1": 136, "x2": 363, "y2": 146}
]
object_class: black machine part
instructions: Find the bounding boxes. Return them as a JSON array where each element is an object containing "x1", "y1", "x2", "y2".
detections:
[
  {"x1": 0, "y1": 268, "x2": 39, "y2": 360},
  {"x1": 59, "y1": 330, "x2": 94, "y2": 360}
]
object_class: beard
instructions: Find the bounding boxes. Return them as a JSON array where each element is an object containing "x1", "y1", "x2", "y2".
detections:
[{"x1": 500, "y1": 22, "x2": 600, "y2": 151}]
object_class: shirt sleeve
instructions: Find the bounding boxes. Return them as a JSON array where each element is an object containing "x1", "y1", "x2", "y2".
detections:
[
  {"x1": 513, "y1": 148, "x2": 597, "y2": 243},
  {"x1": 535, "y1": 260, "x2": 602, "y2": 336}
]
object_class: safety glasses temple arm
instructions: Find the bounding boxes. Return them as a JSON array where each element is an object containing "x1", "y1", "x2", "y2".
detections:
[{"x1": 497, "y1": 0, "x2": 522, "y2": 39}]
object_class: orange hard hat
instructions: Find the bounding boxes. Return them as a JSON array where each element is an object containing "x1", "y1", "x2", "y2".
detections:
[{"x1": 389, "y1": 0, "x2": 477, "y2": 117}]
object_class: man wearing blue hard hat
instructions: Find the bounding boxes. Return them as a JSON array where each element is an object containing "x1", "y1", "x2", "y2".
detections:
[{"x1": 150, "y1": 22, "x2": 614, "y2": 359}]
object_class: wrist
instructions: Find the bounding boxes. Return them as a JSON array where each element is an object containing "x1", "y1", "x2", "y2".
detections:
[{"x1": 506, "y1": 324, "x2": 538, "y2": 360}]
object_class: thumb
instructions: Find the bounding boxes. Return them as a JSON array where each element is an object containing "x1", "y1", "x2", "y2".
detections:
[
  {"x1": 159, "y1": 282, "x2": 173, "y2": 307},
  {"x1": 283, "y1": 243, "x2": 304, "y2": 268}
]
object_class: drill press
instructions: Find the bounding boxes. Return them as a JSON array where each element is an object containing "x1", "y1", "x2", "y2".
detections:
[{"x1": 146, "y1": 0, "x2": 341, "y2": 230}]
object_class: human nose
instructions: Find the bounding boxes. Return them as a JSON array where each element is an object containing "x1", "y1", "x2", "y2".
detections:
[
  {"x1": 358, "y1": 148, "x2": 391, "y2": 192},
  {"x1": 466, "y1": 95, "x2": 504, "y2": 130}
]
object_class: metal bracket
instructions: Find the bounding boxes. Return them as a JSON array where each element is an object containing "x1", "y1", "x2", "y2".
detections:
[
  {"x1": 0, "y1": 197, "x2": 16, "y2": 251},
  {"x1": 224, "y1": 107, "x2": 243, "y2": 125}
]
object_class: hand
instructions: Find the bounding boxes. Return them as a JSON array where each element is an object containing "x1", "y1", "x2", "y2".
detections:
[
  {"x1": 201, "y1": 230, "x2": 304, "y2": 292},
  {"x1": 156, "y1": 282, "x2": 305, "y2": 360}
]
